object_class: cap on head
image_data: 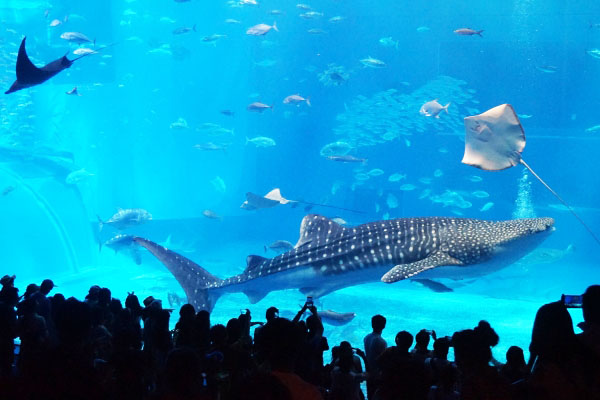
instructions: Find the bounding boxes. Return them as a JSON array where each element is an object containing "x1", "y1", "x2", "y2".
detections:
[{"x1": 40, "y1": 279, "x2": 55, "y2": 293}]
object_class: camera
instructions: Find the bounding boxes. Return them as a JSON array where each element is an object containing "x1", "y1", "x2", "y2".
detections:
[
  {"x1": 562, "y1": 294, "x2": 583, "y2": 308},
  {"x1": 306, "y1": 296, "x2": 314, "y2": 307}
]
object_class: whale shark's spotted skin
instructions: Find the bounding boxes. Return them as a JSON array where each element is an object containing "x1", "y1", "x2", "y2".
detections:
[{"x1": 135, "y1": 214, "x2": 554, "y2": 311}]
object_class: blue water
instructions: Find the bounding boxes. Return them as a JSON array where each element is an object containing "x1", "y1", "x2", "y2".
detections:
[{"x1": 1, "y1": 0, "x2": 599, "y2": 361}]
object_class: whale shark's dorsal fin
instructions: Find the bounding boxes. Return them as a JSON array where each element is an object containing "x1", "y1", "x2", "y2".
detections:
[
  {"x1": 245, "y1": 255, "x2": 268, "y2": 271},
  {"x1": 381, "y1": 252, "x2": 463, "y2": 283},
  {"x1": 295, "y1": 214, "x2": 345, "y2": 248}
]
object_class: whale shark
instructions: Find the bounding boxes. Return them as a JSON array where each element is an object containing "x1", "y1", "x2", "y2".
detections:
[{"x1": 134, "y1": 214, "x2": 554, "y2": 311}]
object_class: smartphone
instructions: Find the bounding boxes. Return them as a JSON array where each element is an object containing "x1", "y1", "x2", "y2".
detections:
[
  {"x1": 306, "y1": 296, "x2": 314, "y2": 306},
  {"x1": 562, "y1": 294, "x2": 583, "y2": 308}
]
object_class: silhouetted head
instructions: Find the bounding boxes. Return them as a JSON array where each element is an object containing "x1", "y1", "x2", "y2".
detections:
[
  {"x1": 395, "y1": 331, "x2": 413, "y2": 353},
  {"x1": 23, "y1": 283, "x2": 39, "y2": 299},
  {"x1": 452, "y1": 322, "x2": 499, "y2": 370},
  {"x1": 259, "y1": 318, "x2": 304, "y2": 371},
  {"x1": 0, "y1": 275, "x2": 15, "y2": 287},
  {"x1": 266, "y1": 306, "x2": 279, "y2": 322},
  {"x1": 86, "y1": 285, "x2": 101, "y2": 302},
  {"x1": 164, "y1": 347, "x2": 202, "y2": 398},
  {"x1": 433, "y1": 337, "x2": 451, "y2": 359},
  {"x1": 0, "y1": 286, "x2": 19, "y2": 306},
  {"x1": 306, "y1": 314, "x2": 322, "y2": 334},
  {"x1": 210, "y1": 324, "x2": 228, "y2": 349},
  {"x1": 530, "y1": 301, "x2": 575, "y2": 363},
  {"x1": 506, "y1": 346, "x2": 525, "y2": 367},
  {"x1": 40, "y1": 279, "x2": 55, "y2": 295},
  {"x1": 371, "y1": 314, "x2": 386, "y2": 333},
  {"x1": 179, "y1": 303, "x2": 196, "y2": 320},
  {"x1": 98, "y1": 287, "x2": 112, "y2": 306},
  {"x1": 583, "y1": 285, "x2": 600, "y2": 325},
  {"x1": 226, "y1": 318, "x2": 242, "y2": 344},
  {"x1": 415, "y1": 329, "x2": 431, "y2": 349}
]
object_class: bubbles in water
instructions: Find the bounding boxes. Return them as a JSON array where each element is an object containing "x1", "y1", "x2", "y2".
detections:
[{"x1": 513, "y1": 169, "x2": 536, "y2": 219}]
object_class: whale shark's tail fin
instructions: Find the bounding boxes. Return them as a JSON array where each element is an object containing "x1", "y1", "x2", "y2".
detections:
[{"x1": 134, "y1": 237, "x2": 223, "y2": 311}]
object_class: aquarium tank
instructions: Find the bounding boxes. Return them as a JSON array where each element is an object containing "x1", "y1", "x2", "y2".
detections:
[{"x1": 1, "y1": 0, "x2": 599, "y2": 362}]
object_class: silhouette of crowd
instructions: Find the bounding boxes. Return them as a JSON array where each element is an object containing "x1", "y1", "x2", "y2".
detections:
[{"x1": 0, "y1": 274, "x2": 598, "y2": 400}]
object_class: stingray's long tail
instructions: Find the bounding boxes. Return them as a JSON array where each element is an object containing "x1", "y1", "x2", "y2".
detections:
[
  {"x1": 134, "y1": 237, "x2": 223, "y2": 311},
  {"x1": 520, "y1": 159, "x2": 600, "y2": 246}
]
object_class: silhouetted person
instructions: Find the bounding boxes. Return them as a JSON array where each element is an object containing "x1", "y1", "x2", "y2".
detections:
[
  {"x1": 578, "y1": 285, "x2": 600, "y2": 358},
  {"x1": 17, "y1": 298, "x2": 48, "y2": 379},
  {"x1": 527, "y1": 301, "x2": 591, "y2": 400},
  {"x1": 452, "y1": 321, "x2": 510, "y2": 400},
  {"x1": 425, "y1": 336, "x2": 452, "y2": 387},
  {"x1": 427, "y1": 363, "x2": 459, "y2": 400},
  {"x1": 363, "y1": 314, "x2": 387, "y2": 399},
  {"x1": 412, "y1": 329, "x2": 434, "y2": 364},
  {"x1": 330, "y1": 343, "x2": 367, "y2": 400},
  {"x1": 174, "y1": 303, "x2": 196, "y2": 348},
  {"x1": 161, "y1": 347, "x2": 205, "y2": 399},
  {"x1": 0, "y1": 278, "x2": 18, "y2": 377},
  {"x1": 259, "y1": 317, "x2": 323, "y2": 400},
  {"x1": 500, "y1": 346, "x2": 527, "y2": 384}
]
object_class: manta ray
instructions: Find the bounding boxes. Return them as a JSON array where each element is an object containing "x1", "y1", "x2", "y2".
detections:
[
  {"x1": 5, "y1": 37, "x2": 102, "y2": 94},
  {"x1": 134, "y1": 214, "x2": 554, "y2": 312}
]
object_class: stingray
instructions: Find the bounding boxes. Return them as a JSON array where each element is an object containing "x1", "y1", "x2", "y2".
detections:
[
  {"x1": 241, "y1": 188, "x2": 365, "y2": 214},
  {"x1": 463, "y1": 104, "x2": 600, "y2": 245},
  {"x1": 5, "y1": 37, "x2": 100, "y2": 94}
]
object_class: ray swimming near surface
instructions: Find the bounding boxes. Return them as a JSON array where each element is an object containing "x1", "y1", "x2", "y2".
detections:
[{"x1": 462, "y1": 104, "x2": 600, "y2": 246}]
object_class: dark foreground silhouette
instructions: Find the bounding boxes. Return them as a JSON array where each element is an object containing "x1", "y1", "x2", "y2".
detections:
[{"x1": 0, "y1": 274, "x2": 598, "y2": 400}]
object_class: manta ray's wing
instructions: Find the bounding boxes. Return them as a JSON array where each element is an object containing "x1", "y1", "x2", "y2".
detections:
[
  {"x1": 6, "y1": 37, "x2": 72, "y2": 94},
  {"x1": 463, "y1": 104, "x2": 600, "y2": 246},
  {"x1": 381, "y1": 252, "x2": 462, "y2": 283}
]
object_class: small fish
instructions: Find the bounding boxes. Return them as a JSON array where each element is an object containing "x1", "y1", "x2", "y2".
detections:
[
  {"x1": 585, "y1": 125, "x2": 600, "y2": 133},
  {"x1": 202, "y1": 209, "x2": 222, "y2": 220},
  {"x1": 300, "y1": 11, "x2": 323, "y2": 19},
  {"x1": 220, "y1": 110, "x2": 235, "y2": 117},
  {"x1": 98, "y1": 208, "x2": 152, "y2": 231},
  {"x1": 328, "y1": 16, "x2": 345, "y2": 23},
  {"x1": 536, "y1": 65, "x2": 558, "y2": 73},
  {"x1": 386, "y1": 193, "x2": 399, "y2": 209},
  {"x1": 247, "y1": 102, "x2": 273, "y2": 112},
  {"x1": 60, "y1": 31, "x2": 94, "y2": 44},
  {"x1": 420, "y1": 99, "x2": 450, "y2": 118},
  {"x1": 331, "y1": 217, "x2": 347, "y2": 225},
  {"x1": 480, "y1": 202, "x2": 494, "y2": 212},
  {"x1": 210, "y1": 176, "x2": 227, "y2": 193},
  {"x1": 73, "y1": 47, "x2": 98, "y2": 56},
  {"x1": 225, "y1": 18, "x2": 241, "y2": 24},
  {"x1": 246, "y1": 22, "x2": 278, "y2": 36},
  {"x1": 268, "y1": 10, "x2": 284, "y2": 15},
  {"x1": 399, "y1": 183, "x2": 416, "y2": 191},
  {"x1": 468, "y1": 175, "x2": 483, "y2": 182},
  {"x1": 194, "y1": 142, "x2": 228, "y2": 152},
  {"x1": 454, "y1": 28, "x2": 483, "y2": 36},
  {"x1": 419, "y1": 189, "x2": 432, "y2": 200},
  {"x1": 202, "y1": 34, "x2": 227, "y2": 42},
  {"x1": 160, "y1": 17, "x2": 176, "y2": 23},
  {"x1": 367, "y1": 168, "x2": 384, "y2": 177},
  {"x1": 388, "y1": 173, "x2": 406, "y2": 182},
  {"x1": 170, "y1": 117, "x2": 188, "y2": 130},
  {"x1": 517, "y1": 114, "x2": 533, "y2": 119},
  {"x1": 254, "y1": 59, "x2": 278, "y2": 67},
  {"x1": 173, "y1": 25, "x2": 196, "y2": 35},
  {"x1": 433, "y1": 169, "x2": 443, "y2": 178},
  {"x1": 416, "y1": 26, "x2": 430, "y2": 32},
  {"x1": 283, "y1": 94, "x2": 311, "y2": 107},
  {"x1": 471, "y1": 190, "x2": 490, "y2": 198},
  {"x1": 265, "y1": 240, "x2": 294, "y2": 253},
  {"x1": 587, "y1": 49, "x2": 600, "y2": 59},
  {"x1": 246, "y1": 136, "x2": 276, "y2": 147},
  {"x1": 296, "y1": 3, "x2": 311, "y2": 10},
  {"x1": 438, "y1": 147, "x2": 449, "y2": 154},
  {"x1": 355, "y1": 173, "x2": 370, "y2": 181},
  {"x1": 379, "y1": 37, "x2": 398, "y2": 49},
  {"x1": 65, "y1": 87, "x2": 81, "y2": 96},
  {"x1": 239, "y1": 0, "x2": 258, "y2": 5},
  {"x1": 327, "y1": 155, "x2": 366, "y2": 163},
  {"x1": 66, "y1": 168, "x2": 94, "y2": 184},
  {"x1": 1, "y1": 186, "x2": 15, "y2": 196},
  {"x1": 360, "y1": 57, "x2": 386, "y2": 68},
  {"x1": 418, "y1": 177, "x2": 432, "y2": 184},
  {"x1": 49, "y1": 19, "x2": 62, "y2": 27},
  {"x1": 308, "y1": 28, "x2": 327, "y2": 34}
]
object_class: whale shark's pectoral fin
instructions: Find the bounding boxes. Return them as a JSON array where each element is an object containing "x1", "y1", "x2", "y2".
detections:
[
  {"x1": 243, "y1": 290, "x2": 268, "y2": 304},
  {"x1": 381, "y1": 252, "x2": 463, "y2": 283}
]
